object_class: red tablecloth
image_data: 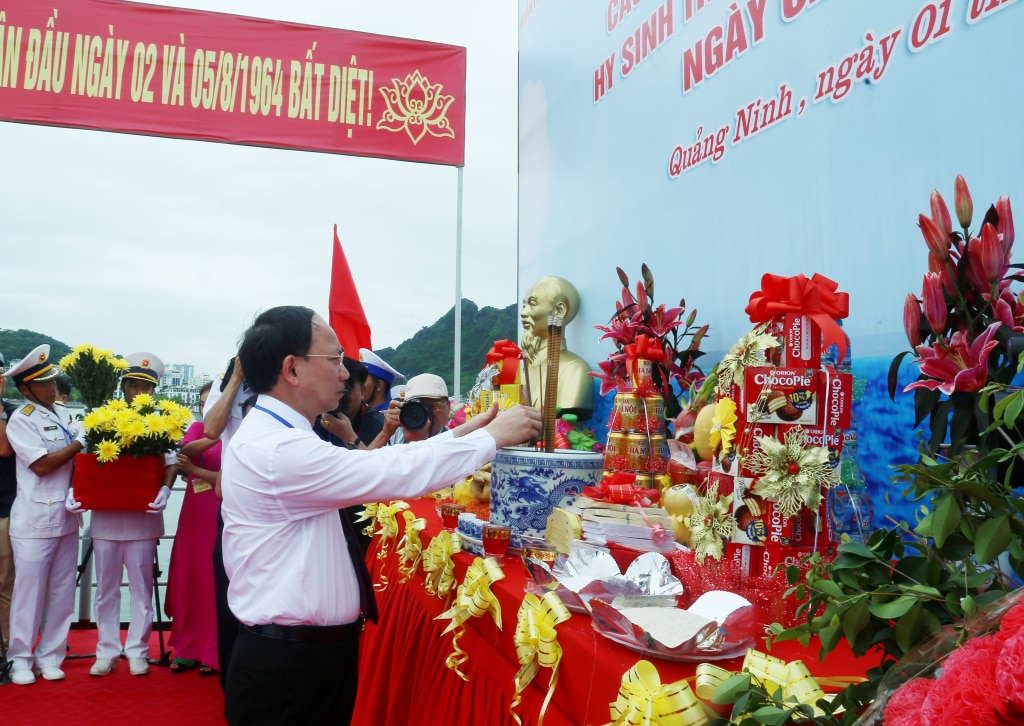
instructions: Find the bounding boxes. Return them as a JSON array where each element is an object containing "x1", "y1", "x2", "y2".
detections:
[{"x1": 351, "y1": 499, "x2": 874, "y2": 726}]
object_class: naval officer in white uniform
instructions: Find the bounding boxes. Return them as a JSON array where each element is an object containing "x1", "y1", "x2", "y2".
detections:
[
  {"x1": 75, "y1": 352, "x2": 177, "y2": 677},
  {"x1": 4, "y1": 344, "x2": 85, "y2": 685}
]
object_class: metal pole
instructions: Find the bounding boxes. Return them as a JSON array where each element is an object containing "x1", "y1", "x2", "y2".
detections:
[{"x1": 454, "y1": 165, "x2": 464, "y2": 401}]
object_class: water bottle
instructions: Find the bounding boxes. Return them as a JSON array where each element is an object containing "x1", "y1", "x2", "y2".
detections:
[{"x1": 825, "y1": 321, "x2": 875, "y2": 542}]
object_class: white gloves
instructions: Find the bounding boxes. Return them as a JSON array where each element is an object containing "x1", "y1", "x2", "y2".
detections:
[
  {"x1": 65, "y1": 488, "x2": 84, "y2": 513},
  {"x1": 147, "y1": 486, "x2": 171, "y2": 513}
]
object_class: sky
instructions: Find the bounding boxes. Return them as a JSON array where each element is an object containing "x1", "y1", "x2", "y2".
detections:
[{"x1": 0, "y1": 1, "x2": 518, "y2": 379}]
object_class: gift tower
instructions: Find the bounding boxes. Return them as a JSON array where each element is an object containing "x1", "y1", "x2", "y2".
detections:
[
  {"x1": 467, "y1": 339, "x2": 525, "y2": 417},
  {"x1": 601, "y1": 335, "x2": 672, "y2": 492},
  {"x1": 695, "y1": 274, "x2": 850, "y2": 590}
]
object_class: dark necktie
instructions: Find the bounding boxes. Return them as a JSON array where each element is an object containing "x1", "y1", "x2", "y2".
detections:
[{"x1": 340, "y1": 512, "x2": 378, "y2": 624}]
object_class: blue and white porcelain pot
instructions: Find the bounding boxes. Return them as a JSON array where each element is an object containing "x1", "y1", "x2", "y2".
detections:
[{"x1": 489, "y1": 446, "x2": 604, "y2": 547}]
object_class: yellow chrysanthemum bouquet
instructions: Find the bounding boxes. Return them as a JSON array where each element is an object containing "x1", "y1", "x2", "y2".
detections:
[
  {"x1": 81, "y1": 393, "x2": 191, "y2": 463},
  {"x1": 58, "y1": 344, "x2": 128, "y2": 410}
]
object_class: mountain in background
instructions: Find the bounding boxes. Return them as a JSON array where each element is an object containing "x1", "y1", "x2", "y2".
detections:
[
  {"x1": 0, "y1": 301, "x2": 518, "y2": 400},
  {"x1": 0, "y1": 329, "x2": 72, "y2": 365},
  {"x1": 375, "y1": 299, "x2": 518, "y2": 398}
]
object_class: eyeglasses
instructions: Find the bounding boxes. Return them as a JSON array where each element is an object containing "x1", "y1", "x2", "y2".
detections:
[{"x1": 304, "y1": 353, "x2": 345, "y2": 367}]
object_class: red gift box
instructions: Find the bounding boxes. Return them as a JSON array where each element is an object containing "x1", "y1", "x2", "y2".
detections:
[{"x1": 72, "y1": 453, "x2": 163, "y2": 511}]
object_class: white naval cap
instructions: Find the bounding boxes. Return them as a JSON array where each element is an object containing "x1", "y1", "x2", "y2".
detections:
[
  {"x1": 122, "y1": 352, "x2": 165, "y2": 385},
  {"x1": 6, "y1": 344, "x2": 60, "y2": 386},
  {"x1": 359, "y1": 348, "x2": 402, "y2": 385}
]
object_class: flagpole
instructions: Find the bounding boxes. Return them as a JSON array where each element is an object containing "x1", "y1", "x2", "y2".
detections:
[{"x1": 454, "y1": 165, "x2": 464, "y2": 402}]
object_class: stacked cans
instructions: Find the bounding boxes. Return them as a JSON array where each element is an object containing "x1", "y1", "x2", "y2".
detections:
[{"x1": 603, "y1": 390, "x2": 670, "y2": 483}]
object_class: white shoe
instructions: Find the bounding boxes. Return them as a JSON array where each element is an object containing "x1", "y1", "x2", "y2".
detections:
[
  {"x1": 129, "y1": 657, "x2": 149, "y2": 676},
  {"x1": 36, "y1": 666, "x2": 66, "y2": 681},
  {"x1": 11, "y1": 669, "x2": 36, "y2": 685},
  {"x1": 90, "y1": 658, "x2": 117, "y2": 676}
]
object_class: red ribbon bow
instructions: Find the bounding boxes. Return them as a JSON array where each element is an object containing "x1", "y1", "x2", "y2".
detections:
[
  {"x1": 623, "y1": 334, "x2": 664, "y2": 363},
  {"x1": 582, "y1": 472, "x2": 661, "y2": 506},
  {"x1": 744, "y1": 273, "x2": 850, "y2": 361},
  {"x1": 484, "y1": 340, "x2": 522, "y2": 386}
]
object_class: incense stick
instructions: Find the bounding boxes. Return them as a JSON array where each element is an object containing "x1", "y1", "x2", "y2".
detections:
[{"x1": 543, "y1": 315, "x2": 563, "y2": 453}]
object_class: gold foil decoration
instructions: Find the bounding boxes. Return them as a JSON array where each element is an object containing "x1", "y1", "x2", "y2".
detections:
[
  {"x1": 396, "y1": 510, "x2": 427, "y2": 582},
  {"x1": 355, "y1": 503, "x2": 380, "y2": 538},
  {"x1": 509, "y1": 591, "x2": 572, "y2": 726},
  {"x1": 608, "y1": 660, "x2": 708, "y2": 726},
  {"x1": 372, "y1": 500, "x2": 410, "y2": 592},
  {"x1": 422, "y1": 529, "x2": 461, "y2": 599},
  {"x1": 435, "y1": 557, "x2": 505, "y2": 682}
]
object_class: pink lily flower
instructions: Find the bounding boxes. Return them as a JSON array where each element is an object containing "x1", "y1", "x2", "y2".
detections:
[
  {"x1": 589, "y1": 357, "x2": 628, "y2": 397},
  {"x1": 647, "y1": 304, "x2": 684, "y2": 338},
  {"x1": 954, "y1": 175, "x2": 973, "y2": 229},
  {"x1": 904, "y1": 293, "x2": 923, "y2": 348},
  {"x1": 921, "y1": 272, "x2": 947, "y2": 333},
  {"x1": 930, "y1": 190, "x2": 953, "y2": 242},
  {"x1": 904, "y1": 322, "x2": 1002, "y2": 395},
  {"x1": 928, "y1": 252, "x2": 957, "y2": 298}
]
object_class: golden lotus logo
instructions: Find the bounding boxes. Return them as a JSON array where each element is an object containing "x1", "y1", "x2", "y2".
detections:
[
  {"x1": 376, "y1": 70, "x2": 456, "y2": 145},
  {"x1": 141, "y1": 359, "x2": 150, "y2": 368},
  {"x1": 37, "y1": 352, "x2": 46, "y2": 363}
]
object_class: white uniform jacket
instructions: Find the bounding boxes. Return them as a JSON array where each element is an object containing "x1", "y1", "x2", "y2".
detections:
[{"x1": 5, "y1": 401, "x2": 80, "y2": 539}]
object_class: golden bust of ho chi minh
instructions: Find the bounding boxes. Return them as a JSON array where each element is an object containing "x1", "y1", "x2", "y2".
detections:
[{"x1": 521, "y1": 275, "x2": 595, "y2": 419}]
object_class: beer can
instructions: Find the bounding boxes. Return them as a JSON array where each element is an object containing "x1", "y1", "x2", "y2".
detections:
[
  {"x1": 610, "y1": 392, "x2": 641, "y2": 431},
  {"x1": 630, "y1": 471, "x2": 654, "y2": 489},
  {"x1": 626, "y1": 433, "x2": 651, "y2": 472},
  {"x1": 649, "y1": 433, "x2": 668, "y2": 473},
  {"x1": 640, "y1": 394, "x2": 665, "y2": 433},
  {"x1": 605, "y1": 432, "x2": 629, "y2": 471},
  {"x1": 630, "y1": 357, "x2": 655, "y2": 392}
]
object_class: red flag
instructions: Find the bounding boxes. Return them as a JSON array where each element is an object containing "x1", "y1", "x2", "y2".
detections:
[{"x1": 329, "y1": 225, "x2": 372, "y2": 356}]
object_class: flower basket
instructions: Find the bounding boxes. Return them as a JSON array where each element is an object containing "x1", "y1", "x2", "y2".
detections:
[{"x1": 72, "y1": 453, "x2": 163, "y2": 511}]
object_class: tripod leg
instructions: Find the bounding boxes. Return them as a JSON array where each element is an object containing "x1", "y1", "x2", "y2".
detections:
[{"x1": 150, "y1": 547, "x2": 170, "y2": 666}]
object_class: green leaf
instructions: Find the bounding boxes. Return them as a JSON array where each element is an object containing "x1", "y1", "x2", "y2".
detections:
[
  {"x1": 749, "y1": 706, "x2": 788, "y2": 724},
  {"x1": 819, "y1": 623, "x2": 841, "y2": 652},
  {"x1": 975, "y1": 514, "x2": 1012, "y2": 564},
  {"x1": 888, "y1": 352, "x2": 910, "y2": 401},
  {"x1": 813, "y1": 579, "x2": 844, "y2": 598},
  {"x1": 868, "y1": 595, "x2": 918, "y2": 619},
  {"x1": 931, "y1": 493, "x2": 960, "y2": 547},
  {"x1": 842, "y1": 598, "x2": 870, "y2": 644},
  {"x1": 1005, "y1": 392, "x2": 1024, "y2": 427},
  {"x1": 894, "y1": 601, "x2": 923, "y2": 654},
  {"x1": 712, "y1": 673, "x2": 753, "y2": 704}
]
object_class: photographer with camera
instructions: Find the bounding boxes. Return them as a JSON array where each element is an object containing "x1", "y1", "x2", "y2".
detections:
[
  {"x1": 315, "y1": 358, "x2": 384, "y2": 450},
  {"x1": 371, "y1": 373, "x2": 452, "y2": 447}
]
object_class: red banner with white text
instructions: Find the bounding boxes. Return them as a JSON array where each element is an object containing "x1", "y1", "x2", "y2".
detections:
[{"x1": 0, "y1": 0, "x2": 466, "y2": 165}]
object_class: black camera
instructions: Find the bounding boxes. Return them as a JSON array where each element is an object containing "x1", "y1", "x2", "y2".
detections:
[
  {"x1": 331, "y1": 386, "x2": 352, "y2": 417},
  {"x1": 399, "y1": 399, "x2": 431, "y2": 430}
]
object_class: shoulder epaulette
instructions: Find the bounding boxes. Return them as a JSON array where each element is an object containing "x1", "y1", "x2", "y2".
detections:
[{"x1": 20, "y1": 404, "x2": 35, "y2": 416}]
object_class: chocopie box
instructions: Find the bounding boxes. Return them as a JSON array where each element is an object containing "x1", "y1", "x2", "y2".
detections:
[
  {"x1": 731, "y1": 476, "x2": 806, "y2": 547},
  {"x1": 778, "y1": 423, "x2": 843, "y2": 471},
  {"x1": 744, "y1": 367, "x2": 818, "y2": 426},
  {"x1": 752, "y1": 542, "x2": 837, "y2": 582},
  {"x1": 782, "y1": 314, "x2": 822, "y2": 368},
  {"x1": 818, "y1": 369, "x2": 852, "y2": 431}
]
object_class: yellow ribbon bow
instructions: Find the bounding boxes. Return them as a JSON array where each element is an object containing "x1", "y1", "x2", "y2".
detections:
[
  {"x1": 509, "y1": 591, "x2": 572, "y2": 726},
  {"x1": 372, "y1": 500, "x2": 409, "y2": 592},
  {"x1": 422, "y1": 529, "x2": 461, "y2": 599},
  {"x1": 609, "y1": 660, "x2": 709, "y2": 726},
  {"x1": 396, "y1": 511, "x2": 427, "y2": 582},
  {"x1": 435, "y1": 556, "x2": 505, "y2": 681},
  {"x1": 355, "y1": 503, "x2": 380, "y2": 538},
  {"x1": 694, "y1": 648, "x2": 826, "y2": 717}
]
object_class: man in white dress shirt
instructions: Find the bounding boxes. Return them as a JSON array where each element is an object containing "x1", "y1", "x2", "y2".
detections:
[
  {"x1": 4, "y1": 344, "x2": 85, "y2": 685},
  {"x1": 221, "y1": 306, "x2": 540, "y2": 725},
  {"x1": 74, "y1": 352, "x2": 177, "y2": 677}
]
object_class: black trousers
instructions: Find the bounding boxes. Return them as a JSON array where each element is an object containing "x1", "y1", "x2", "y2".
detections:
[
  {"x1": 225, "y1": 626, "x2": 361, "y2": 726},
  {"x1": 214, "y1": 506, "x2": 240, "y2": 690}
]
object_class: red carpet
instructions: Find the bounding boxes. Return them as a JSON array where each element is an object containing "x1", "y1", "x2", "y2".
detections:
[{"x1": 3, "y1": 628, "x2": 225, "y2": 725}]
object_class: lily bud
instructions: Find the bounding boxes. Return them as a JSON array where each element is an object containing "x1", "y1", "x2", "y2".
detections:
[
  {"x1": 965, "y1": 237, "x2": 992, "y2": 293},
  {"x1": 930, "y1": 190, "x2": 953, "y2": 242},
  {"x1": 904, "y1": 293, "x2": 922, "y2": 348},
  {"x1": 928, "y1": 252, "x2": 957, "y2": 298},
  {"x1": 921, "y1": 272, "x2": 947, "y2": 333},
  {"x1": 996, "y1": 195, "x2": 1015, "y2": 254},
  {"x1": 954, "y1": 174, "x2": 973, "y2": 229},
  {"x1": 919, "y1": 214, "x2": 949, "y2": 260},
  {"x1": 977, "y1": 223, "x2": 1006, "y2": 286}
]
